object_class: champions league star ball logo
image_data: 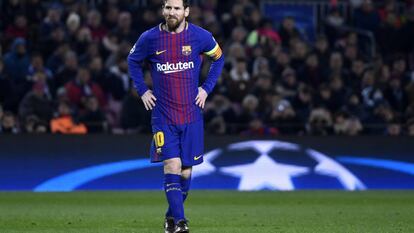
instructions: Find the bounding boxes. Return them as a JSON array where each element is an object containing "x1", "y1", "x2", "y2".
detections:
[
  {"x1": 34, "y1": 139, "x2": 370, "y2": 192},
  {"x1": 193, "y1": 140, "x2": 366, "y2": 191}
]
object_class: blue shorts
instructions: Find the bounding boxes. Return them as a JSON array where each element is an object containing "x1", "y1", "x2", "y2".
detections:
[{"x1": 150, "y1": 120, "x2": 204, "y2": 167}]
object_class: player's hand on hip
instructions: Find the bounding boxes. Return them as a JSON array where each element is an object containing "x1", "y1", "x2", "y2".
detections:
[
  {"x1": 195, "y1": 87, "x2": 208, "y2": 109},
  {"x1": 141, "y1": 90, "x2": 157, "y2": 110}
]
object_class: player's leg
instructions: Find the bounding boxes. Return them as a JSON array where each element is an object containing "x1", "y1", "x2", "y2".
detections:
[
  {"x1": 163, "y1": 158, "x2": 186, "y2": 227},
  {"x1": 166, "y1": 166, "x2": 192, "y2": 217},
  {"x1": 180, "y1": 166, "x2": 192, "y2": 202},
  {"x1": 150, "y1": 125, "x2": 185, "y2": 232},
  {"x1": 171, "y1": 120, "x2": 204, "y2": 232}
]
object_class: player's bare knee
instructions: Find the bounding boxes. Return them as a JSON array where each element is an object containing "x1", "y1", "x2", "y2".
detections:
[
  {"x1": 164, "y1": 158, "x2": 182, "y2": 175},
  {"x1": 181, "y1": 166, "x2": 192, "y2": 179}
]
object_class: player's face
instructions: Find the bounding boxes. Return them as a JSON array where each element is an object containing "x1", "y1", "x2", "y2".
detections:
[{"x1": 162, "y1": 0, "x2": 189, "y2": 31}]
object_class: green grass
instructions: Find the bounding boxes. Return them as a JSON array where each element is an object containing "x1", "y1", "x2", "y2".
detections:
[{"x1": 0, "y1": 191, "x2": 413, "y2": 233}]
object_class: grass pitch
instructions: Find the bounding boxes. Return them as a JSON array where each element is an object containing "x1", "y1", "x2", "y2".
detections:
[{"x1": 0, "y1": 191, "x2": 413, "y2": 233}]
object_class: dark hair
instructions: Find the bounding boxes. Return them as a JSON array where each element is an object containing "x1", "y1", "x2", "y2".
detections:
[{"x1": 163, "y1": 0, "x2": 189, "y2": 8}]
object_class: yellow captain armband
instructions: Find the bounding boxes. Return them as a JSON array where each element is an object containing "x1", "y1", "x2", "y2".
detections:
[{"x1": 204, "y1": 44, "x2": 222, "y2": 61}]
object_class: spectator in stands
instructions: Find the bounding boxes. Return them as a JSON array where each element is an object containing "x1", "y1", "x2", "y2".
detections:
[
  {"x1": 377, "y1": 64, "x2": 391, "y2": 89},
  {"x1": 324, "y1": 51, "x2": 348, "y2": 81},
  {"x1": 0, "y1": 111, "x2": 19, "y2": 134},
  {"x1": 251, "y1": 53, "x2": 271, "y2": 77},
  {"x1": 88, "y1": 56, "x2": 108, "y2": 88},
  {"x1": 378, "y1": 0, "x2": 402, "y2": 25},
  {"x1": 54, "y1": 51, "x2": 79, "y2": 90},
  {"x1": 278, "y1": 16, "x2": 302, "y2": 48},
  {"x1": 50, "y1": 101, "x2": 87, "y2": 134},
  {"x1": 245, "y1": 8, "x2": 262, "y2": 31},
  {"x1": 28, "y1": 53, "x2": 53, "y2": 80},
  {"x1": 222, "y1": 4, "x2": 248, "y2": 38},
  {"x1": 333, "y1": 111, "x2": 363, "y2": 135},
  {"x1": 204, "y1": 94, "x2": 237, "y2": 135},
  {"x1": 314, "y1": 35, "x2": 331, "y2": 68},
  {"x1": 103, "y1": 55, "x2": 131, "y2": 126},
  {"x1": 383, "y1": 75, "x2": 408, "y2": 114},
  {"x1": 3, "y1": 38, "x2": 30, "y2": 81},
  {"x1": 138, "y1": 9, "x2": 159, "y2": 34},
  {"x1": 348, "y1": 58, "x2": 366, "y2": 91},
  {"x1": 65, "y1": 67, "x2": 106, "y2": 111},
  {"x1": 343, "y1": 45, "x2": 360, "y2": 69},
  {"x1": 39, "y1": 3, "x2": 63, "y2": 41},
  {"x1": 385, "y1": 120, "x2": 402, "y2": 136},
  {"x1": 250, "y1": 74, "x2": 273, "y2": 112},
  {"x1": 266, "y1": 99, "x2": 303, "y2": 135},
  {"x1": 101, "y1": 3, "x2": 119, "y2": 29},
  {"x1": 290, "y1": 40, "x2": 308, "y2": 71},
  {"x1": 306, "y1": 108, "x2": 333, "y2": 135},
  {"x1": 39, "y1": 25, "x2": 66, "y2": 60},
  {"x1": 353, "y1": 0, "x2": 380, "y2": 32},
  {"x1": 297, "y1": 53, "x2": 323, "y2": 89},
  {"x1": 377, "y1": 11, "x2": 403, "y2": 57},
  {"x1": 365, "y1": 101, "x2": 395, "y2": 134},
  {"x1": 237, "y1": 94, "x2": 261, "y2": 133},
  {"x1": 271, "y1": 49, "x2": 291, "y2": 79},
  {"x1": 314, "y1": 83, "x2": 337, "y2": 112},
  {"x1": 18, "y1": 81, "x2": 54, "y2": 124},
  {"x1": 324, "y1": 7, "x2": 346, "y2": 46},
  {"x1": 79, "y1": 95, "x2": 107, "y2": 133},
  {"x1": 228, "y1": 58, "x2": 251, "y2": 102},
  {"x1": 361, "y1": 69, "x2": 384, "y2": 110},
  {"x1": 22, "y1": 115, "x2": 43, "y2": 133},
  {"x1": 3, "y1": 37, "x2": 30, "y2": 100},
  {"x1": 120, "y1": 87, "x2": 151, "y2": 134},
  {"x1": 66, "y1": 13, "x2": 81, "y2": 43},
  {"x1": 290, "y1": 85, "x2": 313, "y2": 124},
  {"x1": 276, "y1": 68, "x2": 299, "y2": 98},
  {"x1": 86, "y1": 9, "x2": 108, "y2": 42},
  {"x1": 246, "y1": 18, "x2": 281, "y2": 51},
  {"x1": 391, "y1": 55, "x2": 410, "y2": 84},
  {"x1": 46, "y1": 43, "x2": 70, "y2": 74},
  {"x1": 5, "y1": 14, "x2": 28, "y2": 43},
  {"x1": 329, "y1": 75, "x2": 349, "y2": 111},
  {"x1": 113, "y1": 11, "x2": 136, "y2": 43},
  {"x1": 25, "y1": 0, "x2": 45, "y2": 26},
  {"x1": 74, "y1": 27, "x2": 93, "y2": 55},
  {"x1": 241, "y1": 117, "x2": 278, "y2": 136}
]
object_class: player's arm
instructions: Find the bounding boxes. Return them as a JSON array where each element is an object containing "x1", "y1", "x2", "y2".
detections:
[
  {"x1": 195, "y1": 34, "x2": 225, "y2": 109},
  {"x1": 127, "y1": 31, "x2": 156, "y2": 110}
]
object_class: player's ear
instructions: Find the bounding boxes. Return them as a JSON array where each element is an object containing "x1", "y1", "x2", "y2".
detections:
[{"x1": 184, "y1": 7, "x2": 189, "y2": 17}]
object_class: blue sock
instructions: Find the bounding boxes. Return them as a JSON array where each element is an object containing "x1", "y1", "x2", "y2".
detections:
[
  {"x1": 166, "y1": 176, "x2": 191, "y2": 218},
  {"x1": 181, "y1": 176, "x2": 191, "y2": 202},
  {"x1": 164, "y1": 174, "x2": 185, "y2": 223}
]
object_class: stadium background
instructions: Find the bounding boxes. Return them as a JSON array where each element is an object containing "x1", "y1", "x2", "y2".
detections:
[{"x1": 1, "y1": 0, "x2": 414, "y2": 136}]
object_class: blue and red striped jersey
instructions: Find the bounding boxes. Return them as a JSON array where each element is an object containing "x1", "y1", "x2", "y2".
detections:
[{"x1": 128, "y1": 22, "x2": 224, "y2": 125}]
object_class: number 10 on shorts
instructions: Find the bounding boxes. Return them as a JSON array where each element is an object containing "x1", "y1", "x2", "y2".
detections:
[{"x1": 153, "y1": 131, "x2": 164, "y2": 147}]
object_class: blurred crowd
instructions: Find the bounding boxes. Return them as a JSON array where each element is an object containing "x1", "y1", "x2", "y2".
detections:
[{"x1": 0, "y1": 0, "x2": 414, "y2": 136}]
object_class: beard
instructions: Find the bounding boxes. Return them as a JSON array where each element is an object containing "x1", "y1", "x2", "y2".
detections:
[{"x1": 166, "y1": 16, "x2": 184, "y2": 31}]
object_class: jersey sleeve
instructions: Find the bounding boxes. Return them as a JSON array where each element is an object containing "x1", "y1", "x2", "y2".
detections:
[
  {"x1": 127, "y1": 30, "x2": 150, "y2": 96},
  {"x1": 199, "y1": 31, "x2": 225, "y2": 94},
  {"x1": 201, "y1": 33, "x2": 223, "y2": 61}
]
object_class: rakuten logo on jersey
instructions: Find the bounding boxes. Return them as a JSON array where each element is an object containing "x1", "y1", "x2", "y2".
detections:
[{"x1": 156, "y1": 61, "x2": 194, "y2": 74}]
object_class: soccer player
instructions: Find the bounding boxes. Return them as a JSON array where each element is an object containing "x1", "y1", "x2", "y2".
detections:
[{"x1": 127, "y1": 0, "x2": 224, "y2": 232}]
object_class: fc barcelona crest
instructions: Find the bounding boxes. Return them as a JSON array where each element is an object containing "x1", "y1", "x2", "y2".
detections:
[{"x1": 182, "y1": 45, "x2": 192, "y2": 56}]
